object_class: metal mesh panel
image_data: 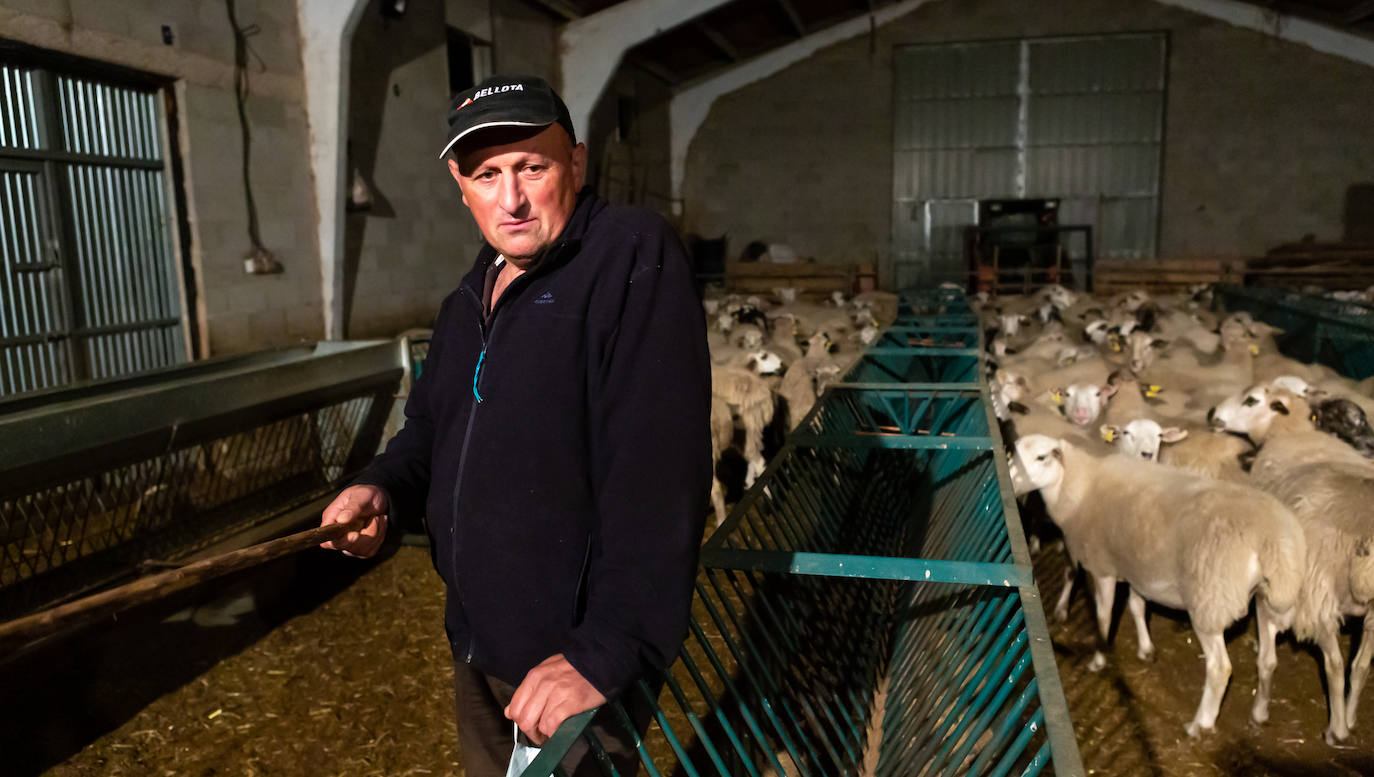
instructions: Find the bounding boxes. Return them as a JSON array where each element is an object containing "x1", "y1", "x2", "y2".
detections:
[{"x1": 0, "y1": 392, "x2": 381, "y2": 620}]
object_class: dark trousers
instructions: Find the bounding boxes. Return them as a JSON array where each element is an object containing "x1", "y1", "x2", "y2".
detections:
[{"x1": 453, "y1": 663, "x2": 657, "y2": 777}]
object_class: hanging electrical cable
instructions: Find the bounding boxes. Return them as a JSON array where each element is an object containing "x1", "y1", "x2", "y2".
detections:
[{"x1": 227, "y1": 0, "x2": 282, "y2": 274}]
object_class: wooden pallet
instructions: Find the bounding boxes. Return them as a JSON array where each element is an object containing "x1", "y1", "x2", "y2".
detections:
[
  {"x1": 725, "y1": 261, "x2": 855, "y2": 301},
  {"x1": 1245, "y1": 243, "x2": 1374, "y2": 289},
  {"x1": 1092, "y1": 256, "x2": 1246, "y2": 295}
]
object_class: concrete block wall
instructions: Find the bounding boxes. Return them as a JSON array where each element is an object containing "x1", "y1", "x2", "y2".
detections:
[
  {"x1": 342, "y1": 0, "x2": 563, "y2": 340},
  {"x1": 0, "y1": 0, "x2": 322, "y2": 356},
  {"x1": 680, "y1": 0, "x2": 1374, "y2": 278},
  {"x1": 0, "y1": 0, "x2": 565, "y2": 355}
]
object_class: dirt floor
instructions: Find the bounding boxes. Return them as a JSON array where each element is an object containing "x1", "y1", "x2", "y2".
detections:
[
  {"x1": 10, "y1": 534, "x2": 1374, "y2": 776},
  {"x1": 1034, "y1": 538, "x2": 1374, "y2": 777}
]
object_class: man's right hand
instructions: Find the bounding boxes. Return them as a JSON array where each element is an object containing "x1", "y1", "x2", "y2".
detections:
[{"x1": 320, "y1": 485, "x2": 389, "y2": 558}]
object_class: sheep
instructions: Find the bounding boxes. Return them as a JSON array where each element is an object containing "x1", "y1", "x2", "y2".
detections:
[
  {"x1": 1100, "y1": 418, "x2": 1189, "y2": 462},
  {"x1": 711, "y1": 365, "x2": 776, "y2": 490},
  {"x1": 1054, "y1": 381, "x2": 1117, "y2": 427},
  {"x1": 1209, "y1": 386, "x2": 1374, "y2": 741},
  {"x1": 1008, "y1": 434, "x2": 1306, "y2": 737},
  {"x1": 708, "y1": 395, "x2": 734, "y2": 527},
  {"x1": 1312, "y1": 397, "x2": 1374, "y2": 458}
]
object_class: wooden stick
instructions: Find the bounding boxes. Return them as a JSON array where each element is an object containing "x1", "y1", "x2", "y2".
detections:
[{"x1": 0, "y1": 514, "x2": 367, "y2": 654}]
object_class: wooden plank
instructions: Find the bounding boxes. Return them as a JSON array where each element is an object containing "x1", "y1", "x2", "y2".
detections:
[{"x1": 724, "y1": 261, "x2": 854, "y2": 278}]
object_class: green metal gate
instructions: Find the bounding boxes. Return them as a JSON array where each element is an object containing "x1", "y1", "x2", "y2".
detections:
[
  {"x1": 1216, "y1": 285, "x2": 1374, "y2": 381},
  {"x1": 526, "y1": 289, "x2": 1082, "y2": 777}
]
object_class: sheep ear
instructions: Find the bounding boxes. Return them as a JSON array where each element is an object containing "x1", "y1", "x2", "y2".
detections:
[
  {"x1": 1161, "y1": 426, "x2": 1189, "y2": 443},
  {"x1": 1100, "y1": 383, "x2": 1118, "y2": 398},
  {"x1": 1100, "y1": 425, "x2": 1120, "y2": 443},
  {"x1": 1051, "y1": 446, "x2": 1063, "y2": 461},
  {"x1": 1270, "y1": 399, "x2": 1290, "y2": 415},
  {"x1": 1049, "y1": 388, "x2": 1065, "y2": 405},
  {"x1": 1152, "y1": 338, "x2": 1169, "y2": 349}
]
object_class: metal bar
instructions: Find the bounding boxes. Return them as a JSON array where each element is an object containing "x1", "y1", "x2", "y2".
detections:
[
  {"x1": 862, "y1": 346, "x2": 981, "y2": 356},
  {"x1": 0, "y1": 340, "x2": 404, "y2": 475},
  {"x1": 701, "y1": 549, "x2": 1031, "y2": 587},
  {"x1": 790, "y1": 433, "x2": 994, "y2": 450}
]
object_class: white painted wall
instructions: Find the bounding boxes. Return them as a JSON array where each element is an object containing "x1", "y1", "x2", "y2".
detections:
[
  {"x1": 299, "y1": 0, "x2": 368, "y2": 341},
  {"x1": 558, "y1": 0, "x2": 731, "y2": 144},
  {"x1": 668, "y1": 0, "x2": 930, "y2": 208}
]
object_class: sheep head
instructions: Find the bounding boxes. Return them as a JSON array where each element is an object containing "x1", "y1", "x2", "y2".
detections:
[
  {"x1": 1009, "y1": 435, "x2": 1066, "y2": 496},
  {"x1": 1101, "y1": 418, "x2": 1188, "y2": 461}
]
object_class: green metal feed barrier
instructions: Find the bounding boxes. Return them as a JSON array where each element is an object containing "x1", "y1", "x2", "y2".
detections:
[
  {"x1": 523, "y1": 289, "x2": 1082, "y2": 777},
  {"x1": 1216, "y1": 285, "x2": 1374, "y2": 381}
]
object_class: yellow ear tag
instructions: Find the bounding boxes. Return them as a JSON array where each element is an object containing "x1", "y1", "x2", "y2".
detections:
[
  {"x1": 1050, "y1": 390, "x2": 1064, "y2": 404},
  {"x1": 1111, "y1": 341, "x2": 1122, "y2": 352},
  {"x1": 1311, "y1": 414, "x2": 1317, "y2": 422},
  {"x1": 1101, "y1": 428, "x2": 1116, "y2": 442},
  {"x1": 1249, "y1": 344, "x2": 1260, "y2": 355}
]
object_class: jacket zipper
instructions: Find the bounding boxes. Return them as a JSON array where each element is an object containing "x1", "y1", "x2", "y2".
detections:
[{"x1": 449, "y1": 267, "x2": 540, "y2": 664}]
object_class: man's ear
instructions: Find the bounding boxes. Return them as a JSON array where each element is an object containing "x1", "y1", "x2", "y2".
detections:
[
  {"x1": 572, "y1": 142, "x2": 589, "y2": 189},
  {"x1": 446, "y1": 158, "x2": 470, "y2": 208}
]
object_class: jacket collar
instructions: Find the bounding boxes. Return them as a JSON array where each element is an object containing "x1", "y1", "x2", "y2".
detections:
[{"x1": 460, "y1": 186, "x2": 606, "y2": 295}]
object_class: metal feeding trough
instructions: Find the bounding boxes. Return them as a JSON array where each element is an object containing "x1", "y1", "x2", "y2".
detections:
[
  {"x1": 1215, "y1": 285, "x2": 1374, "y2": 381},
  {"x1": 0, "y1": 340, "x2": 406, "y2": 628},
  {"x1": 524, "y1": 289, "x2": 1082, "y2": 777}
]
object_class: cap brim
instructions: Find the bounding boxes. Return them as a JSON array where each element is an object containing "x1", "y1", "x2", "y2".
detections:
[{"x1": 437, "y1": 120, "x2": 552, "y2": 159}]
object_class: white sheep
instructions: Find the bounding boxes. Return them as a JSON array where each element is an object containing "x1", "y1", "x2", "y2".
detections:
[
  {"x1": 711, "y1": 365, "x2": 776, "y2": 491},
  {"x1": 1009, "y1": 434, "x2": 1306, "y2": 737},
  {"x1": 1100, "y1": 418, "x2": 1188, "y2": 462},
  {"x1": 1209, "y1": 386, "x2": 1374, "y2": 742}
]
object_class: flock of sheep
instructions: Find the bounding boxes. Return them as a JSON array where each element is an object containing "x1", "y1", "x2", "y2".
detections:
[
  {"x1": 702, "y1": 288, "x2": 899, "y2": 526},
  {"x1": 984, "y1": 283, "x2": 1374, "y2": 742}
]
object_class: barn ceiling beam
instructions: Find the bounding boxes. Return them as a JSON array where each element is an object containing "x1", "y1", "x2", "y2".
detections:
[
  {"x1": 560, "y1": 0, "x2": 733, "y2": 143},
  {"x1": 630, "y1": 56, "x2": 679, "y2": 85},
  {"x1": 776, "y1": 0, "x2": 807, "y2": 37},
  {"x1": 1345, "y1": 0, "x2": 1374, "y2": 24},
  {"x1": 522, "y1": 0, "x2": 582, "y2": 21},
  {"x1": 1155, "y1": 0, "x2": 1374, "y2": 68},
  {"x1": 695, "y1": 21, "x2": 740, "y2": 61}
]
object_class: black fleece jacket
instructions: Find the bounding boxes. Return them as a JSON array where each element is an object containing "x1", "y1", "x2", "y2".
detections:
[{"x1": 355, "y1": 188, "x2": 711, "y2": 699}]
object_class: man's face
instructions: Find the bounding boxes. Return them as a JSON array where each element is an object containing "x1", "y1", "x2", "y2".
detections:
[{"x1": 447, "y1": 125, "x2": 587, "y2": 267}]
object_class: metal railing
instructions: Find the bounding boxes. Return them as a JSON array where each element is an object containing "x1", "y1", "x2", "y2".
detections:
[
  {"x1": 0, "y1": 341, "x2": 404, "y2": 622},
  {"x1": 524, "y1": 289, "x2": 1082, "y2": 776}
]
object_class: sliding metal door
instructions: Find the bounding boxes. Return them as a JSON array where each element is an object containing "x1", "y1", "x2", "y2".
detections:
[{"x1": 891, "y1": 33, "x2": 1167, "y2": 288}]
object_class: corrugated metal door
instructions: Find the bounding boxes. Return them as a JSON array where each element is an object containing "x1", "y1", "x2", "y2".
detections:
[
  {"x1": 891, "y1": 33, "x2": 1167, "y2": 288},
  {"x1": 0, "y1": 63, "x2": 186, "y2": 397}
]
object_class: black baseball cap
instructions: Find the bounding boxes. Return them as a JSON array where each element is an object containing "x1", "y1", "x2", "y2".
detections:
[{"x1": 438, "y1": 74, "x2": 576, "y2": 159}]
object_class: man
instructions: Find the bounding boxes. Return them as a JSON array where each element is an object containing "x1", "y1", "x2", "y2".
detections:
[{"x1": 319, "y1": 75, "x2": 711, "y2": 776}]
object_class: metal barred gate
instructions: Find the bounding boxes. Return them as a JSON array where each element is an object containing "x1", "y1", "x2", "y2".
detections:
[{"x1": 527, "y1": 289, "x2": 1083, "y2": 777}]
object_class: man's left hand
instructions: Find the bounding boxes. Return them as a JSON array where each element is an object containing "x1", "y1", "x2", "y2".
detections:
[{"x1": 505, "y1": 653, "x2": 607, "y2": 745}]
